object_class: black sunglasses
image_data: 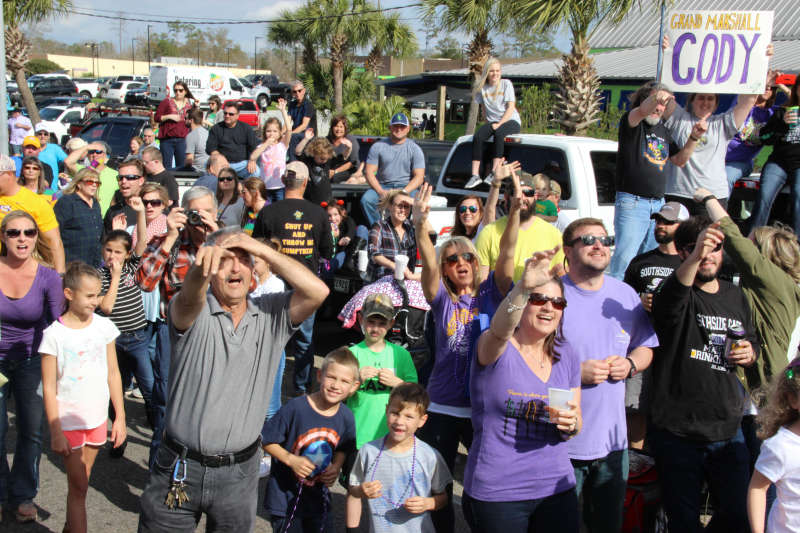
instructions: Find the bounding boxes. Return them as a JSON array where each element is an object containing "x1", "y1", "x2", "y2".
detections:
[
  {"x1": 4, "y1": 228, "x2": 38, "y2": 238},
  {"x1": 458, "y1": 205, "x2": 479, "y2": 214},
  {"x1": 528, "y1": 292, "x2": 567, "y2": 310},
  {"x1": 118, "y1": 174, "x2": 142, "y2": 181},
  {"x1": 521, "y1": 189, "x2": 536, "y2": 198},
  {"x1": 568, "y1": 235, "x2": 615, "y2": 247},
  {"x1": 218, "y1": 175, "x2": 235, "y2": 182},
  {"x1": 683, "y1": 242, "x2": 723, "y2": 254},
  {"x1": 142, "y1": 199, "x2": 163, "y2": 207},
  {"x1": 87, "y1": 149, "x2": 104, "y2": 155},
  {"x1": 444, "y1": 252, "x2": 476, "y2": 265},
  {"x1": 223, "y1": 112, "x2": 237, "y2": 116}
]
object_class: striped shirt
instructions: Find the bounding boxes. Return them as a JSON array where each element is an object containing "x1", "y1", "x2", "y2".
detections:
[{"x1": 98, "y1": 254, "x2": 147, "y2": 332}]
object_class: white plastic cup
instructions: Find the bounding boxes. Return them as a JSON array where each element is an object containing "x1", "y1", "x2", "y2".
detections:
[
  {"x1": 548, "y1": 387, "x2": 573, "y2": 411},
  {"x1": 394, "y1": 254, "x2": 409, "y2": 280},
  {"x1": 357, "y1": 250, "x2": 368, "y2": 272}
]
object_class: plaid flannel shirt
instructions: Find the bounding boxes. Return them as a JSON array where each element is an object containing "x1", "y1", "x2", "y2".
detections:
[
  {"x1": 367, "y1": 217, "x2": 417, "y2": 280},
  {"x1": 136, "y1": 230, "x2": 198, "y2": 316}
]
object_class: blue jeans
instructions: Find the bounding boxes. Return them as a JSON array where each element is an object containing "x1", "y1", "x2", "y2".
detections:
[
  {"x1": 0, "y1": 355, "x2": 44, "y2": 507},
  {"x1": 149, "y1": 319, "x2": 171, "y2": 469},
  {"x1": 116, "y1": 328, "x2": 155, "y2": 426},
  {"x1": 288, "y1": 312, "x2": 316, "y2": 394},
  {"x1": 266, "y1": 351, "x2": 285, "y2": 420},
  {"x1": 360, "y1": 186, "x2": 418, "y2": 228},
  {"x1": 650, "y1": 426, "x2": 750, "y2": 533},
  {"x1": 138, "y1": 441, "x2": 261, "y2": 532},
  {"x1": 725, "y1": 160, "x2": 753, "y2": 196},
  {"x1": 228, "y1": 159, "x2": 253, "y2": 179},
  {"x1": 266, "y1": 188, "x2": 285, "y2": 205},
  {"x1": 608, "y1": 192, "x2": 663, "y2": 280},
  {"x1": 749, "y1": 162, "x2": 800, "y2": 235},
  {"x1": 571, "y1": 448, "x2": 629, "y2": 533},
  {"x1": 159, "y1": 137, "x2": 186, "y2": 170},
  {"x1": 463, "y1": 489, "x2": 579, "y2": 533}
]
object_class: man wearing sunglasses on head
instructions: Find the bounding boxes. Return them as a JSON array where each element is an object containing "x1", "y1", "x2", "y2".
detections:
[
  {"x1": 140, "y1": 146, "x2": 179, "y2": 207},
  {"x1": 64, "y1": 140, "x2": 118, "y2": 215},
  {"x1": 103, "y1": 158, "x2": 147, "y2": 232},
  {"x1": 558, "y1": 217, "x2": 658, "y2": 533},
  {"x1": 649, "y1": 216, "x2": 758, "y2": 532}
]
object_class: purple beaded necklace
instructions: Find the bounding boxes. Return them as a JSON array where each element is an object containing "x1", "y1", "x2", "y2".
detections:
[{"x1": 369, "y1": 435, "x2": 417, "y2": 509}]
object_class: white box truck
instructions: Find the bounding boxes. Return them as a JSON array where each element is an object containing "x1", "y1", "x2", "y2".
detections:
[{"x1": 149, "y1": 66, "x2": 248, "y2": 107}]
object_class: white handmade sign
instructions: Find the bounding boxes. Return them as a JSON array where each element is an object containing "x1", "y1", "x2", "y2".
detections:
[{"x1": 661, "y1": 10, "x2": 773, "y2": 94}]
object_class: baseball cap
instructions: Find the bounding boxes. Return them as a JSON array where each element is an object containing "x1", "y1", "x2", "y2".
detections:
[
  {"x1": 65, "y1": 137, "x2": 88, "y2": 152},
  {"x1": 22, "y1": 136, "x2": 41, "y2": 148},
  {"x1": 651, "y1": 201, "x2": 690, "y2": 222},
  {"x1": 34, "y1": 123, "x2": 50, "y2": 133},
  {"x1": 0, "y1": 154, "x2": 17, "y2": 172},
  {"x1": 283, "y1": 161, "x2": 309, "y2": 182},
  {"x1": 362, "y1": 293, "x2": 395, "y2": 321},
  {"x1": 389, "y1": 113, "x2": 410, "y2": 127}
]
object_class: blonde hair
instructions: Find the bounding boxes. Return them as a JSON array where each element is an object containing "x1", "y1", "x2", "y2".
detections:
[
  {"x1": 378, "y1": 190, "x2": 412, "y2": 216},
  {"x1": 0, "y1": 210, "x2": 54, "y2": 268},
  {"x1": 755, "y1": 361, "x2": 800, "y2": 440},
  {"x1": 752, "y1": 224, "x2": 800, "y2": 283},
  {"x1": 63, "y1": 167, "x2": 100, "y2": 198},
  {"x1": 476, "y1": 57, "x2": 503, "y2": 97},
  {"x1": 437, "y1": 236, "x2": 482, "y2": 301}
]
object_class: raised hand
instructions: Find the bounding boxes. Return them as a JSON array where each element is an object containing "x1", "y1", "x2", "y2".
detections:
[
  {"x1": 194, "y1": 244, "x2": 236, "y2": 278},
  {"x1": 519, "y1": 247, "x2": 560, "y2": 293},
  {"x1": 277, "y1": 98, "x2": 287, "y2": 112},
  {"x1": 166, "y1": 207, "x2": 187, "y2": 236},
  {"x1": 128, "y1": 196, "x2": 144, "y2": 212},
  {"x1": 412, "y1": 182, "x2": 432, "y2": 225},
  {"x1": 692, "y1": 222, "x2": 724, "y2": 259},
  {"x1": 111, "y1": 213, "x2": 127, "y2": 231},
  {"x1": 304, "y1": 128, "x2": 314, "y2": 140}
]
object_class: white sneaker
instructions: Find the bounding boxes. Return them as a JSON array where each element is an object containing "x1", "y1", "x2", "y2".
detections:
[
  {"x1": 259, "y1": 454, "x2": 271, "y2": 478},
  {"x1": 483, "y1": 172, "x2": 495, "y2": 185},
  {"x1": 464, "y1": 174, "x2": 483, "y2": 189},
  {"x1": 127, "y1": 388, "x2": 143, "y2": 399}
]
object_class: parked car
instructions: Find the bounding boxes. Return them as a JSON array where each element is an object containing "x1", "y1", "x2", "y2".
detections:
[
  {"x1": 77, "y1": 115, "x2": 152, "y2": 167},
  {"x1": 26, "y1": 76, "x2": 79, "y2": 104},
  {"x1": 222, "y1": 98, "x2": 259, "y2": 128},
  {"x1": 124, "y1": 86, "x2": 150, "y2": 106},
  {"x1": 237, "y1": 77, "x2": 271, "y2": 109},
  {"x1": 245, "y1": 74, "x2": 292, "y2": 103},
  {"x1": 37, "y1": 105, "x2": 87, "y2": 144},
  {"x1": 72, "y1": 78, "x2": 100, "y2": 99},
  {"x1": 96, "y1": 76, "x2": 115, "y2": 98},
  {"x1": 106, "y1": 81, "x2": 145, "y2": 102},
  {"x1": 36, "y1": 96, "x2": 91, "y2": 110}
]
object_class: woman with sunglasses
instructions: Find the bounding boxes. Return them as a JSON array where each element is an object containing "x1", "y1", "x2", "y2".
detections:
[
  {"x1": 463, "y1": 246, "x2": 581, "y2": 533},
  {"x1": 53, "y1": 167, "x2": 104, "y2": 267},
  {"x1": 367, "y1": 189, "x2": 419, "y2": 282},
  {"x1": 154, "y1": 80, "x2": 195, "y2": 169},
  {"x1": 451, "y1": 195, "x2": 488, "y2": 242},
  {"x1": 215, "y1": 167, "x2": 245, "y2": 228},
  {"x1": 0, "y1": 210, "x2": 62, "y2": 523},
  {"x1": 17, "y1": 157, "x2": 48, "y2": 195},
  {"x1": 413, "y1": 183, "x2": 518, "y2": 533}
]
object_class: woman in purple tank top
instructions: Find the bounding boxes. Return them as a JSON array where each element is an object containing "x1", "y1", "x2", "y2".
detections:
[{"x1": 463, "y1": 248, "x2": 582, "y2": 533}]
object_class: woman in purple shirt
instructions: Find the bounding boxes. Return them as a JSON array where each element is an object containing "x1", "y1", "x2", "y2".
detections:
[
  {"x1": 0, "y1": 211, "x2": 63, "y2": 523},
  {"x1": 463, "y1": 248, "x2": 582, "y2": 533}
]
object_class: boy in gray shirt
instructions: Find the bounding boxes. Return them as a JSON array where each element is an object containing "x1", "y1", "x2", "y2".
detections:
[{"x1": 348, "y1": 383, "x2": 451, "y2": 533}]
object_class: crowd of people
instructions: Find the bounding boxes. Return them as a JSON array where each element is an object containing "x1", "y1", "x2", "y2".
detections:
[{"x1": 2, "y1": 50, "x2": 800, "y2": 533}]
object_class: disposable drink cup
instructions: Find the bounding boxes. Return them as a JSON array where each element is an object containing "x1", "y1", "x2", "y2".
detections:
[
  {"x1": 357, "y1": 250, "x2": 368, "y2": 272},
  {"x1": 788, "y1": 106, "x2": 799, "y2": 130},
  {"x1": 548, "y1": 387, "x2": 573, "y2": 411},
  {"x1": 394, "y1": 254, "x2": 409, "y2": 280}
]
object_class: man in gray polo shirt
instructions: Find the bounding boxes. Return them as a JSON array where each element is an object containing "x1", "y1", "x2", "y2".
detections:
[{"x1": 138, "y1": 227, "x2": 329, "y2": 532}]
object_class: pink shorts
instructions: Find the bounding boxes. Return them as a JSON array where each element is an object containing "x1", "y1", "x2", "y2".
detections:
[{"x1": 63, "y1": 422, "x2": 107, "y2": 450}]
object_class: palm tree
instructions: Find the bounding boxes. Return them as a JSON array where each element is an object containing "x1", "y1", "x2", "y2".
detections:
[
  {"x1": 268, "y1": 6, "x2": 318, "y2": 75},
  {"x1": 364, "y1": 13, "x2": 418, "y2": 78},
  {"x1": 422, "y1": 0, "x2": 516, "y2": 134},
  {"x1": 4, "y1": 0, "x2": 72, "y2": 124},
  {"x1": 517, "y1": 0, "x2": 638, "y2": 135}
]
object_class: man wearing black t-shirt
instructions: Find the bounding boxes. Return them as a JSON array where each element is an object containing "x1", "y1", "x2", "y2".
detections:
[
  {"x1": 622, "y1": 200, "x2": 688, "y2": 450},
  {"x1": 650, "y1": 216, "x2": 758, "y2": 533},
  {"x1": 252, "y1": 161, "x2": 333, "y2": 394},
  {"x1": 141, "y1": 146, "x2": 180, "y2": 207},
  {"x1": 608, "y1": 82, "x2": 704, "y2": 280}
]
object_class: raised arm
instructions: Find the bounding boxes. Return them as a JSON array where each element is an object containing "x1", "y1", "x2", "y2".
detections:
[
  {"x1": 130, "y1": 196, "x2": 148, "y2": 257},
  {"x1": 294, "y1": 128, "x2": 314, "y2": 156},
  {"x1": 278, "y1": 98, "x2": 293, "y2": 146},
  {"x1": 495, "y1": 183, "x2": 522, "y2": 296},
  {"x1": 669, "y1": 120, "x2": 706, "y2": 167},
  {"x1": 413, "y1": 183, "x2": 439, "y2": 302},
  {"x1": 64, "y1": 143, "x2": 90, "y2": 174},
  {"x1": 675, "y1": 222, "x2": 724, "y2": 287}
]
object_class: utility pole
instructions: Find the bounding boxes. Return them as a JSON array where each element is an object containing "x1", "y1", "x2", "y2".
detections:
[
  {"x1": 147, "y1": 24, "x2": 153, "y2": 75},
  {"x1": 197, "y1": 42, "x2": 200, "y2": 66},
  {"x1": 131, "y1": 38, "x2": 136, "y2": 75},
  {"x1": 254, "y1": 36, "x2": 262, "y2": 74},
  {"x1": 227, "y1": 48, "x2": 231, "y2": 67}
]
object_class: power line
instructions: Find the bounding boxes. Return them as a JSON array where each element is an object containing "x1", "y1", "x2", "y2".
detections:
[{"x1": 66, "y1": 3, "x2": 423, "y2": 25}]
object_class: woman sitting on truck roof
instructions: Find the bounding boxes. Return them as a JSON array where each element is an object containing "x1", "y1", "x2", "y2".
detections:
[
  {"x1": 154, "y1": 80, "x2": 195, "y2": 170},
  {"x1": 465, "y1": 57, "x2": 521, "y2": 190}
]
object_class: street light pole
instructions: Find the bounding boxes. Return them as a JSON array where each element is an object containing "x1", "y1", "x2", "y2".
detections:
[
  {"x1": 197, "y1": 42, "x2": 200, "y2": 66},
  {"x1": 147, "y1": 24, "x2": 153, "y2": 75},
  {"x1": 227, "y1": 48, "x2": 231, "y2": 67},
  {"x1": 254, "y1": 36, "x2": 262, "y2": 74},
  {"x1": 131, "y1": 38, "x2": 135, "y2": 74}
]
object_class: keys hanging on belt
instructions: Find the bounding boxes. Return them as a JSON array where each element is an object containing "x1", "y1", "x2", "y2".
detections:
[{"x1": 165, "y1": 458, "x2": 190, "y2": 510}]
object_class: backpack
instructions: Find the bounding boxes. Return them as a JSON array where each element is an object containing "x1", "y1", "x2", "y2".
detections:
[{"x1": 623, "y1": 451, "x2": 668, "y2": 533}]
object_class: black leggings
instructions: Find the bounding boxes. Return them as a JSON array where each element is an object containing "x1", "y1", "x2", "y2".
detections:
[{"x1": 472, "y1": 120, "x2": 521, "y2": 162}]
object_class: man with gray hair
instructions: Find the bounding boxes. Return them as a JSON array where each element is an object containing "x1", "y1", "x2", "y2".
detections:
[
  {"x1": 287, "y1": 80, "x2": 316, "y2": 161},
  {"x1": 193, "y1": 152, "x2": 229, "y2": 193},
  {"x1": 137, "y1": 186, "x2": 220, "y2": 468},
  {"x1": 142, "y1": 127, "x2": 159, "y2": 152},
  {"x1": 137, "y1": 226, "x2": 329, "y2": 531}
]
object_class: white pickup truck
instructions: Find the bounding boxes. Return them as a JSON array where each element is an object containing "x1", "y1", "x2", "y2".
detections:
[{"x1": 72, "y1": 79, "x2": 100, "y2": 99}]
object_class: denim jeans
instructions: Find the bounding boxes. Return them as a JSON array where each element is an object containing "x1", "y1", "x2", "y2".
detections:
[
  {"x1": 749, "y1": 162, "x2": 800, "y2": 235},
  {"x1": 266, "y1": 351, "x2": 285, "y2": 420},
  {"x1": 0, "y1": 354, "x2": 44, "y2": 507},
  {"x1": 288, "y1": 311, "x2": 316, "y2": 394},
  {"x1": 725, "y1": 160, "x2": 753, "y2": 196},
  {"x1": 463, "y1": 489, "x2": 579, "y2": 533},
  {"x1": 571, "y1": 448, "x2": 629, "y2": 533},
  {"x1": 159, "y1": 136, "x2": 186, "y2": 170},
  {"x1": 138, "y1": 441, "x2": 261, "y2": 532},
  {"x1": 418, "y1": 412, "x2": 473, "y2": 533},
  {"x1": 149, "y1": 319, "x2": 171, "y2": 470},
  {"x1": 116, "y1": 328, "x2": 155, "y2": 426},
  {"x1": 228, "y1": 159, "x2": 253, "y2": 179},
  {"x1": 608, "y1": 192, "x2": 663, "y2": 280},
  {"x1": 266, "y1": 188, "x2": 285, "y2": 205},
  {"x1": 360, "y1": 185, "x2": 418, "y2": 228},
  {"x1": 650, "y1": 426, "x2": 750, "y2": 533}
]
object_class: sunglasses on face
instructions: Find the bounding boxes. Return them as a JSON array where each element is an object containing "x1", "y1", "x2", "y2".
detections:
[
  {"x1": 218, "y1": 175, "x2": 235, "y2": 182},
  {"x1": 459, "y1": 205, "x2": 479, "y2": 214},
  {"x1": 393, "y1": 202, "x2": 411, "y2": 211},
  {"x1": 4, "y1": 228, "x2": 38, "y2": 238},
  {"x1": 223, "y1": 112, "x2": 237, "y2": 116},
  {"x1": 521, "y1": 189, "x2": 536, "y2": 198},
  {"x1": 142, "y1": 199, "x2": 163, "y2": 207},
  {"x1": 36, "y1": 132, "x2": 49, "y2": 137},
  {"x1": 87, "y1": 149, "x2": 105, "y2": 155},
  {"x1": 568, "y1": 234, "x2": 615, "y2": 247},
  {"x1": 444, "y1": 252, "x2": 476, "y2": 265},
  {"x1": 174, "y1": 88, "x2": 186, "y2": 93},
  {"x1": 528, "y1": 292, "x2": 567, "y2": 310},
  {"x1": 22, "y1": 166, "x2": 39, "y2": 172},
  {"x1": 81, "y1": 179, "x2": 101, "y2": 186},
  {"x1": 118, "y1": 174, "x2": 142, "y2": 181},
  {"x1": 683, "y1": 242, "x2": 723, "y2": 254}
]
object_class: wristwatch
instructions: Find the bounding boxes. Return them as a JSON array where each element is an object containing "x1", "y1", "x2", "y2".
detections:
[
  {"x1": 626, "y1": 357, "x2": 637, "y2": 379},
  {"x1": 701, "y1": 194, "x2": 716, "y2": 204}
]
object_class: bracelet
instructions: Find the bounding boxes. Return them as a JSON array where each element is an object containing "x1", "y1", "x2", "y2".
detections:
[
  {"x1": 689, "y1": 135, "x2": 701, "y2": 142},
  {"x1": 507, "y1": 301, "x2": 526, "y2": 313},
  {"x1": 701, "y1": 194, "x2": 716, "y2": 204},
  {"x1": 626, "y1": 356, "x2": 637, "y2": 379}
]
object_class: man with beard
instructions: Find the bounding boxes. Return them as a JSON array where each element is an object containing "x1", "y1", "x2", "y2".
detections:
[
  {"x1": 559, "y1": 218, "x2": 658, "y2": 533},
  {"x1": 608, "y1": 82, "x2": 704, "y2": 280},
  {"x1": 650, "y1": 216, "x2": 758, "y2": 532},
  {"x1": 622, "y1": 201, "x2": 688, "y2": 450},
  {"x1": 475, "y1": 171, "x2": 564, "y2": 281}
]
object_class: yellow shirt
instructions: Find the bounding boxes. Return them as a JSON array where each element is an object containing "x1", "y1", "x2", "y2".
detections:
[
  {"x1": 475, "y1": 215, "x2": 564, "y2": 282},
  {"x1": 0, "y1": 186, "x2": 60, "y2": 233}
]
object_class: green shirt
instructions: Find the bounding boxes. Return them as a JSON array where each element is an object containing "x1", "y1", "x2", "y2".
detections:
[
  {"x1": 76, "y1": 164, "x2": 118, "y2": 216},
  {"x1": 346, "y1": 340, "x2": 418, "y2": 449}
]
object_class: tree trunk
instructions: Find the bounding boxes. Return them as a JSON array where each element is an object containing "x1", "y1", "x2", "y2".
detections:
[
  {"x1": 333, "y1": 60, "x2": 344, "y2": 113},
  {"x1": 15, "y1": 69, "x2": 40, "y2": 125},
  {"x1": 465, "y1": 78, "x2": 481, "y2": 135},
  {"x1": 465, "y1": 30, "x2": 492, "y2": 135}
]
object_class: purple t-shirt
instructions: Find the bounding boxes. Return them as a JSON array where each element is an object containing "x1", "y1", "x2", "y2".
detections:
[
  {"x1": 560, "y1": 275, "x2": 658, "y2": 460},
  {"x1": 0, "y1": 265, "x2": 63, "y2": 361},
  {"x1": 428, "y1": 274, "x2": 504, "y2": 408},
  {"x1": 726, "y1": 105, "x2": 775, "y2": 164},
  {"x1": 464, "y1": 340, "x2": 580, "y2": 501}
]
